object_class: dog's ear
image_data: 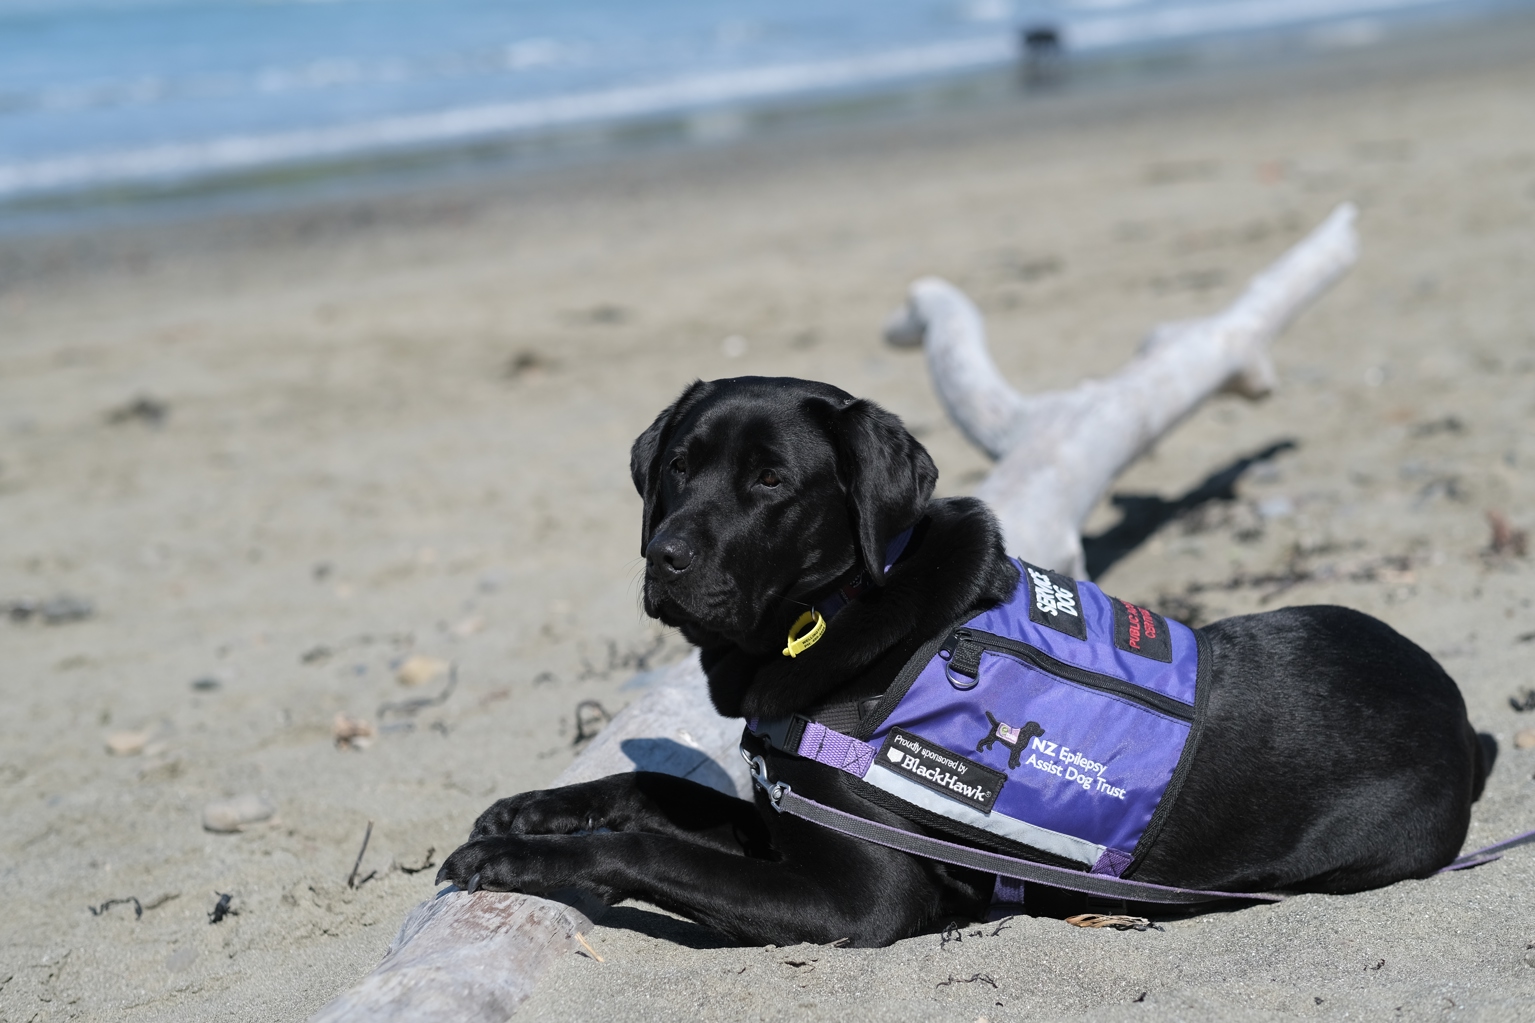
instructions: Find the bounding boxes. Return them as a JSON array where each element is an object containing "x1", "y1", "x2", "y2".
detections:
[
  {"x1": 833, "y1": 398, "x2": 938, "y2": 583},
  {"x1": 631, "y1": 380, "x2": 707, "y2": 553}
]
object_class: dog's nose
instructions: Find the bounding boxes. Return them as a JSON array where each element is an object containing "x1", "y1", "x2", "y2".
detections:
[{"x1": 646, "y1": 536, "x2": 694, "y2": 574}]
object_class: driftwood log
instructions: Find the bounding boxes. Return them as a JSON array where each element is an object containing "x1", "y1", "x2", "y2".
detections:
[
  {"x1": 553, "y1": 655, "x2": 749, "y2": 798},
  {"x1": 884, "y1": 202, "x2": 1359, "y2": 576},
  {"x1": 309, "y1": 203, "x2": 1359, "y2": 1021},
  {"x1": 308, "y1": 888, "x2": 600, "y2": 1023},
  {"x1": 307, "y1": 657, "x2": 726, "y2": 1023}
]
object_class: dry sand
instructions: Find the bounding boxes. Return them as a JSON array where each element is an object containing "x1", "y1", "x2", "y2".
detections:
[{"x1": 2, "y1": 15, "x2": 1534, "y2": 1022}]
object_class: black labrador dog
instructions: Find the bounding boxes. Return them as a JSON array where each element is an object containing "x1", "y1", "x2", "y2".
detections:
[{"x1": 441, "y1": 376, "x2": 1486, "y2": 946}]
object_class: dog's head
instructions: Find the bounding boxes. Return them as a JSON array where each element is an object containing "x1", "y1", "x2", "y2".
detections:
[{"x1": 631, "y1": 377, "x2": 937, "y2": 655}]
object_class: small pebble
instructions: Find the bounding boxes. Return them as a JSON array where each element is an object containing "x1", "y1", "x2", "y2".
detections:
[
  {"x1": 333, "y1": 713, "x2": 376, "y2": 751},
  {"x1": 450, "y1": 615, "x2": 484, "y2": 637},
  {"x1": 105, "y1": 730, "x2": 150, "y2": 756},
  {"x1": 105, "y1": 396, "x2": 168, "y2": 426},
  {"x1": 191, "y1": 677, "x2": 221, "y2": 692},
  {"x1": 1514, "y1": 728, "x2": 1535, "y2": 751},
  {"x1": 1256, "y1": 496, "x2": 1295, "y2": 520},
  {"x1": 396, "y1": 654, "x2": 449, "y2": 687},
  {"x1": 202, "y1": 794, "x2": 275, "y2": 833}
]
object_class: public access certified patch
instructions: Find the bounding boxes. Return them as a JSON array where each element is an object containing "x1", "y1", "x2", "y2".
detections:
[
  {"x1": 1023, "y1": 562, "x2": 1086, "y2": 640},
  {"x1": 877, "y1": 728, "x2": 1005, "y2": 814},
  {"x1": 1110, "y1": 596, "x2": 1173, "y2": 662}
]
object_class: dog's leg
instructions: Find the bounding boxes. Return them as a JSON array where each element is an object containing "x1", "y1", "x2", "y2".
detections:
[
  {"x1": 467, "y1": 773, "x2": 770, "y2": 857},
  {"x1": 438, "y1": 816, "x2": 986, "y2": 947},
  {"x1": 885, "y1": 204, "x2": 1358, "y2": 575}
]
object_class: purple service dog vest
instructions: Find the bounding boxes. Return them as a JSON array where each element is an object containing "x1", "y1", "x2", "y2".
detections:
[{"x1": 749, "y1": 560, "x2": 1208, "y2": 880}]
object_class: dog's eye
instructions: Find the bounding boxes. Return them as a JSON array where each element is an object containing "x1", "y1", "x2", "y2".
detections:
[
  {"x1": 758, "y1": 469, "x2": 781, "y2": 488},
  {"x1": 670, "y1": 456, "x2": 686, "y2": 476}
]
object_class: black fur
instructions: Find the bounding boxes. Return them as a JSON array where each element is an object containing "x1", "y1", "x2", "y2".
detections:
[
  {"x1": 1134, "y1": 606, "x2": 1482, "y2": 892},
  {"x1": 441, "y1": 376, "x2": 1486, "y2": 946}
]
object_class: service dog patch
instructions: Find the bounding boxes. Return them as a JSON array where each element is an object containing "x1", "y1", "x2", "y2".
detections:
[
  {"x1": 1023, "y1": 562, "x2": 1086, "y2": 640},
  {"x1": 879, "y1": 728, "x2": 1004, "y2": 814},
  {"x1": 1110, "y1": 596, "x2": 1172, "y2": 662}
]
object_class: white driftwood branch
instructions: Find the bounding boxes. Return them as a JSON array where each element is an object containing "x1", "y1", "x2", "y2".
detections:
[
  {"x1": 314, "y1": 204, "x2": 1358, "y2": 1020},
  {"x1": 553, "y1": 652, "x2": 748, "y2": 797},
  {"x1": 308, "y1": 889, "x2": 596, "y2": 1022},
  {"x1": 308, "y1": 653, "x2": 743, "y2": 1023},
  {"x1": 885, "y1": 202, "x2": 1358, "y2": 576}
]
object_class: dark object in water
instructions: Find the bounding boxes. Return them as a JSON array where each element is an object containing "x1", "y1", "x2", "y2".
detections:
[{"x1": 1020, "y1": 25, "x2": 1065, "y2": 88}]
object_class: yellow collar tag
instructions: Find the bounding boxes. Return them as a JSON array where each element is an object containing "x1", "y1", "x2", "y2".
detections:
[{"x1": 783, "y1": 609, "x2": 826, "y2": 658}]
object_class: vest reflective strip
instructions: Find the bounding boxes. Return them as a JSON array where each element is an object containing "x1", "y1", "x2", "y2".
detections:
[{"x1": 863, "y1": 761, "x2": 1106, "y2": 867}]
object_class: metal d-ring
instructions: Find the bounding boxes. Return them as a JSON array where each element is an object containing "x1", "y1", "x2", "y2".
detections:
[{"x1": 945, "y1": 661, "x2": 979, "y2": 690}]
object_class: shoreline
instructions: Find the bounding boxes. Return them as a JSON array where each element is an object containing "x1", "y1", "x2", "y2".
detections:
[{"x1": 3, "y1": 1, "x2": 1530, "y2": 240}]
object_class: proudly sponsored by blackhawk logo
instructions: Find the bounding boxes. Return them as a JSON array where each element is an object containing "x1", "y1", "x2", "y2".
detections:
[
  {"x1": 1023, "y1": 562, "x2": 1086, "y2": 640},
  {"x1": 878, "y1": 728, "x2": 1005, "y2": 814}
]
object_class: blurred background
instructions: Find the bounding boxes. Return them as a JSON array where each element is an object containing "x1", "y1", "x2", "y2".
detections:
[{"x1": 3, "y1": 0, "x2": 1530, "y2": 228}]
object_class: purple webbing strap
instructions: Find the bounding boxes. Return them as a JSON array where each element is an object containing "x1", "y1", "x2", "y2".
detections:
[
  {"x1": 881, "y1": 526, "x2": 915, "y2": 574},
  {"x1": 1437, "y1": 826, "x2": 1535, "y2": 872},
  {"x1": 777, "y1": 785, "x2": 1535, "y2": 901},
  {"x1": 796, "y1": 722, "x2": 877, "y2": 777},
  {"x1": 772, "y1": 786, "x2": 1284, "y2": 905},
  {"x1": 814, "y1": 526, "x2": 917, "y2": 621}
]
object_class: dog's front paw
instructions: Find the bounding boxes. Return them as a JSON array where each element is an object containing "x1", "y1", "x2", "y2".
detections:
[
  {"x1": 469, "y1": 787, "x2": 605, "y2": 841},
  {"x1": 435, "y1": 837, "x2": 527, "y2": 893},
  {"x1": 434, "y1": 835, "x2": 616, "y2": 901}
]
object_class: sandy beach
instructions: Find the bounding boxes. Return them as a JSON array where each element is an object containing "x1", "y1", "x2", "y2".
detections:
[{"x1": 2, "y1": 14, "x2": 1534, "y2": 1022}]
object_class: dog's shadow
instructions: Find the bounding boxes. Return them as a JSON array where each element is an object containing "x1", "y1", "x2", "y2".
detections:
[
  {"x1": 619, "y1": 737, "x2": 738, "y2": 797},
  {"x1": 594, "y1": 904, "x2": 741, "y2": 949}
]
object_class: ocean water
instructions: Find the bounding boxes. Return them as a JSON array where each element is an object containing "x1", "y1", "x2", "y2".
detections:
[{"x1": 0, "y1": 0, "x2": 1518, "y2": 203}]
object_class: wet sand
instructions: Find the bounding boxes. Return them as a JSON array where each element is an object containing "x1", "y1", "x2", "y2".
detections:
[{"x1": 2, "y1": 14, "x2": 1533, "y2": 1022}]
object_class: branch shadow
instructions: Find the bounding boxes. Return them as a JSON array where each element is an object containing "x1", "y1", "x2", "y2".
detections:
[{"x1": 1082, "y1": 439, "x2": 1299, "y2": 580}]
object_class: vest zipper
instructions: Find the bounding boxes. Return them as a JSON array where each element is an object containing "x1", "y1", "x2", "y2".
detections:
[{"x1": 943, "y1": 628, "x2": 1195, "y2": 722}]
